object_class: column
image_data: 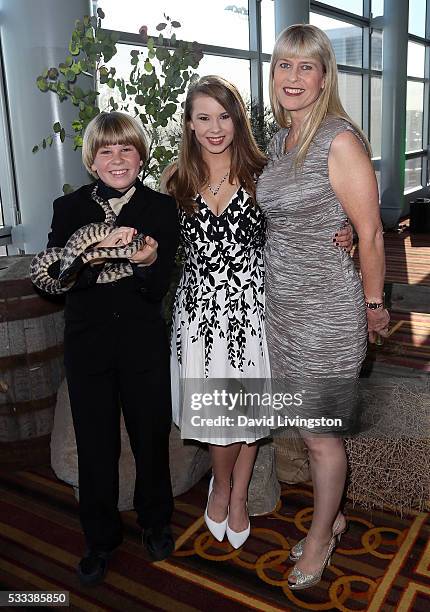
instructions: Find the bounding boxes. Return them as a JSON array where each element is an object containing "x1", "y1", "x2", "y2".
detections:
[
  {"x1": 274, "y1": 0, "x2": 310, "y2": 37},
  {"x1": 379, "y1": 0, "x2": 409, "y2": 227},
  {"x1": 0, "y1": 0, "x2": 91, "y2": 253}
]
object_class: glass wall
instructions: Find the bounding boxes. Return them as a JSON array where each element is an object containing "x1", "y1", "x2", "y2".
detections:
[
  {"x1": 99, "y1": 0, "x2": 250, "y2": 50},
  {"x1": 261, "y1": 0, "x2": 276, "y2": 54},
  {"x1": 309, "y1": 2, "x2": 382, "y2": 157},
  {"x1": 94, "y1": 0, "x2": 430, "y2": 199},
  {"x1": 406, "y1": 0, "x2": 429, "y2": 190},
  {"x1": 311, "y1": 0, "x2": 430, "y2": 195},
  {"x1": 310, "y1": 13, "x2": 363, "y2": 68},
  {"x1": 0, "y1": 30, "x2": 15, "y2": 254},
  {"x1": 96, "y1": 0, "x2": 381, "y2": 153},
  {"x1": 409, "y1": 0, "x2": 427, "y2": 37}
]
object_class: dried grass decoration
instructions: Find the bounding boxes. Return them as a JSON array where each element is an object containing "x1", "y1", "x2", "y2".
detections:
[{"x1": 345, "y1": 380, "x2": 430, "y2": 515}]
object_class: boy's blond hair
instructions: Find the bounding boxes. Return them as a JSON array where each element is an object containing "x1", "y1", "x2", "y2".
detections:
[{"x1": 82, "y1": 111, "x2": 148, "y2": 177}]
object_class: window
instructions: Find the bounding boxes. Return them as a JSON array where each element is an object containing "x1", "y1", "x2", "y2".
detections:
[
  {"x1": 371, "y1": 29, "x2": 382, "y2": 71},
  {"x1": 374, "y1": 169, "x2": 381, "y2": 194},
  {"x1": 94, "y1": 0, "x2": 430, "y2": 206},
  {"x1": 310, "y1": 7, "x2": 369, "y2": 146},
  {"x1": 96, "y1": 0, "x2": 259, "y2": 114},
  {"x1": 406, "y1": 82, "x2": 424, "y2": 153},
  {"x1": 262, "y1": 61, "x2": 271, "y2": 108},
  {"x1": 198, "y1": 56, "x2": 251, "y2": 101},
  {"x1": 409, "y1": 0, "x2": 427, "y2": 38},
  {"x1": 101, "y1": 49, "x2": 251, "y2": 110},
  {"x1": 338, "y1": 72, "x2": 362, "y2": 126},
  {"x1": 99, "y1": 0, "x2": 250, "y2": 50},
  {"x1": 319, "y1": 1, "x2": 363, "y2": 16},
  {"x1": 310, "y1": 13, "x2": 363, "y2": 67},
  {"x1": 370, "y1": 77, "x2": 382, "y2": 157},
  {"x1": 405, "y1": 13, "x2": 428, "y2": 194},
  {"x1": 405, "y1": 158, "x2": 423, "y2": 191},
  {"x1": 310, "y1": 2, "x2": 387, "y2": 191},
  {"x1": 407, "y1": 42, "x2": 425, "y2": 78},
  {"x1": 261, "y1": 0, "x2": 276, "y2": 54},
  {"x1": 371, "y1": 0, "x2": 384, "y2": 17},
  {"x1": 0, "y1": 32, "x2": 15, "y2": 253}
]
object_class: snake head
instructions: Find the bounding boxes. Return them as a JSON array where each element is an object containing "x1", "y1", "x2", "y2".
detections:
[{"x1": 58, "y1": 255, "x2": 86, "y2": 283}]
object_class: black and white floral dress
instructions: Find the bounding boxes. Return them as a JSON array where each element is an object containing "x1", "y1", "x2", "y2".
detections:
[{"x1": 171, "y1": 187, "x2": 272, "y2": 444}]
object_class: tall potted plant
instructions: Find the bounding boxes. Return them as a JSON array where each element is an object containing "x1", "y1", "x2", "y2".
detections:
[{"x1": 33, "y1": 7, "x2": 203, "y2": 191}]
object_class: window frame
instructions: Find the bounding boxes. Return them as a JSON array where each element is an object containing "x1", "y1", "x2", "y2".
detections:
[
  {"x1": 406, "y1": 26, "x2": 430, "y2": 190},
  {"x1": 0, "y1": 33, "x2": 18, "y2": 245},
  {"x1": 310, "y1": 1, "x2": 383, "y2": 164}
]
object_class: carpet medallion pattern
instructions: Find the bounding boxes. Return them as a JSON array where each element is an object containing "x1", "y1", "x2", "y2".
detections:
[{"x1": 0, "y1": 469, "x2": 429, "y2": 611}]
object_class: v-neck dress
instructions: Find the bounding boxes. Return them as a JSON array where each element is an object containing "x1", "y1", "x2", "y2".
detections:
[{"x1": 171, "y1": 186, "x2": 273, "y2": 444}]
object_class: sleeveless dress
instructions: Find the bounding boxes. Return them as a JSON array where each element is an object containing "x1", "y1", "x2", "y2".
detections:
[
  {"x1": 171, "y1": 186, "x2": 273, "y2": 444},
  {"x1": 256, "y1": 116, "x2": 368, "y2": 434}
]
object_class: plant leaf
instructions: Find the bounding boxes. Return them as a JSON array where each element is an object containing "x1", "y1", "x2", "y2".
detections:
[{"x1": 36, "y1": 77, "x2": 49, "y2": 92}]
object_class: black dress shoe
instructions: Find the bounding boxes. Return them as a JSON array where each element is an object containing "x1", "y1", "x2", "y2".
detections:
[
  {"x1": 143, "y1": 525, "x2": 174, "y2": 561},
  {"x1": 77, "y1": 550, "x2": 111, "y2": 586}
]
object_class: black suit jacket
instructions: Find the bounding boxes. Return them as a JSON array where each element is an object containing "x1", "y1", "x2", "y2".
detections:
[{"x1": 47, "y1": 180, "x2": 180, "y2": 371}]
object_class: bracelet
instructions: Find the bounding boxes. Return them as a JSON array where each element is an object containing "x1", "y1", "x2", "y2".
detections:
[{"x1": 365, "y1": 301, "x2": 384, "y2": 310}]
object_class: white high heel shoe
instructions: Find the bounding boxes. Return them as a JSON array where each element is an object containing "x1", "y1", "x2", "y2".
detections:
[
  {"x1": 204, "y1": 476, "x2": 228, "y2": 542},
  {"x1": 226, "y1": 503, "x2": 250, "y2": 549}
]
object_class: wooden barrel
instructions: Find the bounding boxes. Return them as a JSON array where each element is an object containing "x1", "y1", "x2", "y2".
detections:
[{"x1": 0, "y1": 256, "x2": 64, "y2": 469}]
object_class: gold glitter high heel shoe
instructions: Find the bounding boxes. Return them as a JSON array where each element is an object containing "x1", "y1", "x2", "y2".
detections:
[
  {"x1": 289, "y1": 513, "x2": 346, "y2": 562},
  {"x1": 287, "y1": 535, "x2": 337, "y2": 590}
]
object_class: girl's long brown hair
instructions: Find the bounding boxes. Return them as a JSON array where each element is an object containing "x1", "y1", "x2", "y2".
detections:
[{"x1": 166, "y1": 75, "x2": 267, "y2": 214}]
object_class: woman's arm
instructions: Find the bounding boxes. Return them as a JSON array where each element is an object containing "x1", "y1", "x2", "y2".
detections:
[{"x1": 328, "y1": 130, "x2": 389, "y2": 342}]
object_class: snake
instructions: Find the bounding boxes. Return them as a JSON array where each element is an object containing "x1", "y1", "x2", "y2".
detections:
[{"x1": 30, "y1": 185, "x2": 146, "y2": 295}]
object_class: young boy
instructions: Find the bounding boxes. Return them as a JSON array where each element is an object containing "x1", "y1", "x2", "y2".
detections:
[{"x1": 45, "y1": 112, "x2": 179, "y2": 585}]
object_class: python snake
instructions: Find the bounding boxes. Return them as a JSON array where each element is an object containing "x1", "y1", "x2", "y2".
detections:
[{"x1": 30, "y1": 185, "x2": 145, "y2": 295}]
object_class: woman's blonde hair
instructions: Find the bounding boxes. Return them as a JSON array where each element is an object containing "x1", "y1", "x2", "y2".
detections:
[
  {"x1": 269, "y1": 24, "x2": 371, "y2": 166},
  {"x1": 166, "y1": 75, "x2": 267, "y2": 214},
  {"x1": 82, "y1": 111, "x2": 148, "y2": 177}
]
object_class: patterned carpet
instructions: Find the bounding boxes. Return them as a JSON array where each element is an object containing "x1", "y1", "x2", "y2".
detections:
[{"x1": 0, "y1": 467, "x2": 429, "y2": 611}]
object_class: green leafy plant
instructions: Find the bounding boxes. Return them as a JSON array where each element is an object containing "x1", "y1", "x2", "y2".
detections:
[
  {"x1": 34, "y1": 7, "x2": 203, "y2": 192},
  {"x1": 247, "y1": 101, "x2": 278, "y2": 154}
]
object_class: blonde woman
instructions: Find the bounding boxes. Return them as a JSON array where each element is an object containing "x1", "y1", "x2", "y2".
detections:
[{"x1": 257, "y1": 25, "x2": 390, "y2": 589}]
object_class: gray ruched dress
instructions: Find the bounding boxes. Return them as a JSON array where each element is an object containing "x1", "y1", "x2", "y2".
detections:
[{"x1": 256, "y1": 116, "x2": 368, "y2": 434}]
